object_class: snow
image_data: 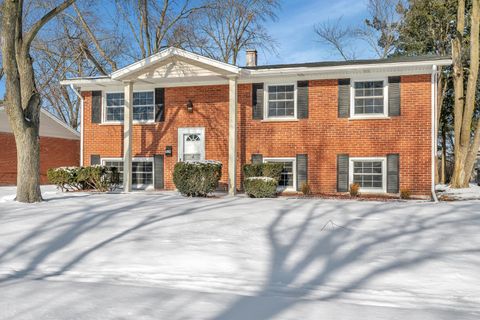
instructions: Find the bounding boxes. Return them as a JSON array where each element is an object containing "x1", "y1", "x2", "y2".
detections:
[
  {"x1": 436, "y1": 183, "x2": 480, "y2": 200},
  {"x1": 0, "y1": 185, "x2": 479, "y2": 319}
]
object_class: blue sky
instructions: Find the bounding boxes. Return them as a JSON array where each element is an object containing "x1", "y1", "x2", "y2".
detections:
[{"x1": 0, "y1": 0, "x2": 372, "y2": 98}]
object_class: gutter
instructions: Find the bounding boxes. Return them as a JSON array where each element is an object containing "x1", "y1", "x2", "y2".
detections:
[
  {"x1": 69, "y1": 84, "x2": 84, "y2": 167},
  {"x1": 431, "y1": 65, "x2": 439, "y2": 203}
]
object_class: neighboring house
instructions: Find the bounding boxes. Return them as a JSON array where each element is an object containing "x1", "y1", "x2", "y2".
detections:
[
  {"x1": 0, "y1": 107, "x2": 80, "y2": 185},
  {"x1": 61, "y1": 47, "x2": 451, "y2": 197}
]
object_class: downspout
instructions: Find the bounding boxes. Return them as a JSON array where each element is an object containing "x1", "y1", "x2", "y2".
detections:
[
  {"x1": 431, "y1": 65, "x2": 439, "y2": 202},
  {"x1": 70, "y1": 84, "x2": 84, "y2": 167}
]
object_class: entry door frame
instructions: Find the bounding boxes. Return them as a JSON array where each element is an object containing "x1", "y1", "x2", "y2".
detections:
[{"x1": 177, "y1": 127, "x2": 205, "y2": 162}]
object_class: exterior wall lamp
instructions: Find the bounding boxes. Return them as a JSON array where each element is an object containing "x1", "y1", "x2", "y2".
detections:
[{"x1": 186, "y1": 100, "x2": 194, "y2": 113}]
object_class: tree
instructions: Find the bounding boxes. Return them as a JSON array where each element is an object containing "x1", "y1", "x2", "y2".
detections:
[
  {"x1": 396, "y1": 0, "x2": 457, "y2": 183},
  {"x1": 314, "y1": 0, "x2": 404, "y2": 60},
  {"x1": 450, "y1": 0, "x2": 480, "y2": 187},
  {"x1": 183, "y1": 0, "x2": 280, "y2": 65},
  {"x1": 1, "y1": 0, "x2": 76, "y2": 203}
]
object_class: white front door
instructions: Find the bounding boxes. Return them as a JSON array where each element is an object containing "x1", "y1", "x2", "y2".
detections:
[{"x1": 178, "y1": 127, "x2": 205, "y2": 162}]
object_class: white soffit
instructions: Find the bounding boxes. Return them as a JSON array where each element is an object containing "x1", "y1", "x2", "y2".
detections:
[{"x1": 0, "y1": 107, "x2": 79, "y2": 140}]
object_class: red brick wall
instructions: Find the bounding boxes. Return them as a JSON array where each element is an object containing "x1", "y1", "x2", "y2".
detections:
[
  {"x1": 237, "y1": 75, "x2": 432, "y2": 195},
  {"x1": 82, "y1": 74, "x2": 432, "y2": 195},
  {"x1": 0, "y1": 132, "x2": 80, "y2": 185},
  {"x1": 82, "y1": 86, "x2": 230, "y2": 190}
]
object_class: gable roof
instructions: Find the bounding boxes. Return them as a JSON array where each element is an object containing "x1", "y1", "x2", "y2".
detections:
[
  {"x1": 111, "y1": 47, "x2": 241, "y2": 81},
  {"x1": 0, "y1": 107, "x2": 80, "y2": 140}
]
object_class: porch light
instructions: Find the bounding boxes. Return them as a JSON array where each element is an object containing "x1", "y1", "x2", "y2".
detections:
[{"x1": 186, "y1": 100, "x2": 194, "y2": 113}]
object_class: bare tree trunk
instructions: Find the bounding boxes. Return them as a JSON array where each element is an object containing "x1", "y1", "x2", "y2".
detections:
[
  {"x1": 441, "y1": 125, "x2": 447, "y2": 184},
  {"x1": 1, "y1": 0, "x2": 75, "y2": 203},
  {"x1": 451, "y1": 0, "x2": 480, "y2": 188}
]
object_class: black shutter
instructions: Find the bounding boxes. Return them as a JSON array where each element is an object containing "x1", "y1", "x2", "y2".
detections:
[
  {"x1": 338, "y1": 79, "x2": 350, "y2": 118},
  {"x1": 297, "y1": 81, "x2": 309, "y2": 119},
  {"x1": 90, "y1": 154, "x2": 100, "y2": 165},
  {"x1": 387, "y1": 154, "x2": 400, "y2": 193},
  {"x1": 337, "y1": 154, "x2": 349, "y2": 192},
  {"x1": 296, "y1": 154, "x2": 308, "y2": 191},
  {"x1": 154, "y1": 154, "x2": 164, "y2": 189},
  {"x1": 251, "y1": 154, "x2": 263, "y2": 164},
  {"x1": 155, "y1": 88, "x2": 165, "y2": 122},
  {"x1": 91, "y1": 91, "x2": 102, "y2": 123},
  {"x1": 252, "y1": 83, "x2": 264, "y2": 120},
  {"x1": 388, "y1": 76, "x2": 401, "y2": 116}
]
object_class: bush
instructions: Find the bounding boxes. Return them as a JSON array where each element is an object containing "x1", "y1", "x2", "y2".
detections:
[
  {"x1": 400, "y1": 188, "x2": 411, "y2": 199},
  {"x1": 243, "y1": 163, "x2": 263, "y2": 179},
  {"x1": 243, "y1": 162, "x2": 284, "y2": 180},
  {"x1": 262, "y1": 163, "x2": 284, "y2": 181},
  {"x1": 77, "y1": 166, "x2": 120, "y2": 192},
  {"x1": 244, "y1": 177, "x2": 278, "y2": 198},
  {"x1": 300, "y1": 182, "x2": 311, "y2": 196},
  {"x1": 47, "y1": 167, "x2": 83, "y2": 192},
  {"x1": 173, "y1": 160, "x2": 222, "y2": 197},
  {"x1": 47, "y1": 166, "x2": 119, "y2": 192},
  {"x1": 349, "y1": 183, "x2": 360, "y2": 197}
]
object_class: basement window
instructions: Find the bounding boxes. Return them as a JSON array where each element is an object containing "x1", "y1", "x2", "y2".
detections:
[
  {"x1": 102, "y1": 158, "x2": 153, "y2": 189},
  {"x1": 263, "y1": 158, "x2": 296, "y2": 191}
]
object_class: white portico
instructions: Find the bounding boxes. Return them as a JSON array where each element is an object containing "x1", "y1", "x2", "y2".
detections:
[{"x1": 105, "y1": 48, "x2": 241, "y2": 194}]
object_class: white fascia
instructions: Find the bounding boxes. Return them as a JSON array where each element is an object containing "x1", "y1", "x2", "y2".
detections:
[{"x1": 111, "y1": 47, "x2": 241, "y2": 81}]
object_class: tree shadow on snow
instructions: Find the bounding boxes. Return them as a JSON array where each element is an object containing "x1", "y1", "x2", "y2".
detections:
[{"x1": 212, "y1": 201, "x2": 480, "y2": 320}]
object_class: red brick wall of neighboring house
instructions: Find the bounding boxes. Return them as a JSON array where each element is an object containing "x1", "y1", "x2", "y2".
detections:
[
  {"x1": 82, "y1": 74, "x2": 432, "y2": 195},
  {"x1": 0, "y1": 132, "x2": 80, "y2": 185}
]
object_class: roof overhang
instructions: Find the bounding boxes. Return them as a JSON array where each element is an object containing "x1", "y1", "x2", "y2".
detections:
[{"x1": 60, "y1": 49, "x2": 451, "y2": 90}]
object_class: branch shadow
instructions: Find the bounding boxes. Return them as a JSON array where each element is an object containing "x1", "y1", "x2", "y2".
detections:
[{"x1": 212, "y1": 201, "x2": 480, "y2": 319}]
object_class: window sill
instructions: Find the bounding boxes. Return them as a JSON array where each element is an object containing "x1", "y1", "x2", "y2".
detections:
[
  {"x1": 99, "y1": 121, "x2": 156, "y2": 125},
  {"x1": 261, "y1": 118, "x2": 299, "y2": 123},
  {"x1": 348, "y1": 115, "x2": 390, "y2": 120}
]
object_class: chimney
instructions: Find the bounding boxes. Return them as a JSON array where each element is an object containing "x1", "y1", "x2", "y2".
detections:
[{"x1": 246, "y1": 49, "x2": 257, "y2": 67}]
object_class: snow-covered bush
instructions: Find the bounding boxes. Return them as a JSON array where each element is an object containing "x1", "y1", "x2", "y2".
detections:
[
  {"x1": 173, "y1": 161, "x2": 222, "y2": 197},
  {"x1": 47, "y1": 166, "x2": 120, "y2": 192},
  {"x1": 244, "y1": 177, "x2": 278, "y2": 198},
  {"x1": 243, "y1": 162, "x2": 283, "y2": 180}
]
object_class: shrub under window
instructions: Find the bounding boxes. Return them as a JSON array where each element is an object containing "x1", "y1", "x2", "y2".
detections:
[
  {"x1": 173, "y1": 161, "x2": 222, "y2": 197},
  {"x1": 244, "y1": 177, "x2": 278, "y2": 198}
]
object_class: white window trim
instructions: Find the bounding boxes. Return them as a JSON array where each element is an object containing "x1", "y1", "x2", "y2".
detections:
[
  {"x1": 264, "y1": 82, "x2": 297, "y2": 120},
  {"x1": 349, "y1": 77, "x2": 389, "y2": 119},
  {"x1": 103, "y1": 90, "x2": 156, "y2": 124},
  {"x1": 349, "y1": 157, "x2": 387, "y2": 193},
  {"x1": 177, "y1": 127, "x2": 206, "y2": 162},
  {"x1": 263, "y1": 157, "x2": 296, "y2": 192},
  {"x1": 101, "y1": 157, "x2": 154, "y2": 190}
]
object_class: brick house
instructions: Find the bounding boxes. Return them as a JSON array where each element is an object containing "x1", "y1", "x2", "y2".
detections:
[
  {"x1": 61, "y1": 47, "x2": 450, "y2": 197},
  {"x1": 0, "y1": 107, "x2": 80, "y2": 185}
]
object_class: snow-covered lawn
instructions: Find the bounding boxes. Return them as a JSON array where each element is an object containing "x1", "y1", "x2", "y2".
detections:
[
  {"x1": 0, "y1": 186, "x2": 479, "y2": 319},
  {"x1": 437, "y1": 183, "x2": 480, "y2": 200}
]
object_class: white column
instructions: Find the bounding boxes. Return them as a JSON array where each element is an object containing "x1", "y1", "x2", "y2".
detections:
[
  {"x1": 123, "y1": 81, "x2": 134, "y2": 192},
  {"x1": 228, "y1": 76, "x2": 238, "y2": 196}
]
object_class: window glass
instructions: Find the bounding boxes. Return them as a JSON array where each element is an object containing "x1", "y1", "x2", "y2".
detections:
[
  {"x1": 106, "y1": 93, "x2": 125, "y2": 121},
  {"x1": 352, "y1": 161, "x2": 383, "y2": 189},
  {"x1": 133, "y1": 91, "x2": 155, "y2": 121},
  {"x1": 267, "y1": 85, "x2": 295, "y2": 118},
  {"x1": 105, "y1": 91, "x2": 155, "y2": 122},
  {"x1": 354, "y1": 81, "x2": 384, "y2": 115},
  {"x1": 103, "y1": 160, "x2": 153, "y2": 186},
  {"x1": 265, "y1": 160, "x2": 294, "y2": 188}
]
